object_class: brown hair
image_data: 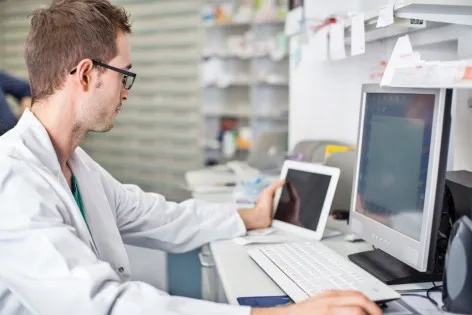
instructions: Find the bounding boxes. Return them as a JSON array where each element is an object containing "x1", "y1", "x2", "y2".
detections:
[{"x1": 25, "y1": 0, "x2": 132, "y2": 101}]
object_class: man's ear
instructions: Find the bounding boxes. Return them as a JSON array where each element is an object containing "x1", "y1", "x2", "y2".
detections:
[{"x1": 75, "y1": 59, "x2": 94, "y2": 91}]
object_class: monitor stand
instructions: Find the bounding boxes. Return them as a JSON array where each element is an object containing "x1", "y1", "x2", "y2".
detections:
[{"x1": 348, "y1": 249, "x2": 442, "y2": 285}]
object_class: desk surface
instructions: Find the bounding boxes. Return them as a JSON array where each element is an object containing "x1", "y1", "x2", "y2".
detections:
[
  {"x1": 210, "y1": 220, "x2": 444, "y2": 313},
  {"x1": 210, "y1": 221, "x2": 372, "y2": 305},
  {"x1": 211, "y1": 237, "x2": 371, "y2": 305}
]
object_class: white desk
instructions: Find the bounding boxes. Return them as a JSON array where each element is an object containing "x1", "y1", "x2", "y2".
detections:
[
  {"x1": 187, "y1": 169, "x2": 448, "y2": 313},
  {"x1": 210, "y1": 229, "x2": 371, "y2": 305},
  {"x1": 209, "y1": 220, "x2": 447, "y2": 314}
]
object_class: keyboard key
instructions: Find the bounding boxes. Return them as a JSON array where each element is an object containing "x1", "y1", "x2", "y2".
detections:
[{"x1": 260, "y1": 243, "x2": 374, "y2": 296}]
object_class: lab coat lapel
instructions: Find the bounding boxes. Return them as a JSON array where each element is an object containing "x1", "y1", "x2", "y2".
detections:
[
  {"x1": 17, "y1": 110, "x2": 101, "y2": 257},
  {"x1": 68, "y1": 153, "x2": 131, "y2": 280}
]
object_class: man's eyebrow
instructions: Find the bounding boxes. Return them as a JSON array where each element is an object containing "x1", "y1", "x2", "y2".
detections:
[{"x1": 125, "y1": 64, "x2": 132, "y2": 70}]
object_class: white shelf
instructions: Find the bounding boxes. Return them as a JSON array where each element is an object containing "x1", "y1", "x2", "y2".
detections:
[
  {"x1": 202, "y1": 51, "x2": 288, "y2": 60},
  {"x1": 345, "y1": 0, "x2": 472, "y2": 44},
  {"x1": 204, "y1": 109, "x2": 251, "y2": 118},
  {"x1": 203, "y1": 52, "x2": 252, "y2": 59},
  {"x1": 202, "y1": 81, "x2": 251, "y2": 88},
  {"x1": 395, "y1": 0, "x2": 472, "y2": 25},
  {"x1": 203, "y1": 19, "x2": 284, "y2": 28},
  {"x1": 254, "y1": 113, "x2": 288, "y2": 120},
  {"x1": 204, "y1": 112, "x2": 288, "y2": 120},
  {"x1": 202, "y1": 77, "x2": 289, "y2": 88},
  {"x1": 203, "y1": 106, "x2": 288, "y2": 119},
  {"x1": 255, "y1": 79, "x2": 289, "y2": 86}
]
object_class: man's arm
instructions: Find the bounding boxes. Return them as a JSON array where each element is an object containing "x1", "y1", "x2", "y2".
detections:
[
  {"x1": 76, "y1": 148, "x2": 247, "y2": 253},
  {"x1": 0, "y1": 158, "x2": 251, "y2": 315},
  {"x1": 102, "y1": 163, "x2": 283, "y2": 252},
  {"x1": 251, "y1": 291, "x2": 381, "y2": 315},
  {"x1": 113, "y1": 182, "x2": 248, "y2": 253}
]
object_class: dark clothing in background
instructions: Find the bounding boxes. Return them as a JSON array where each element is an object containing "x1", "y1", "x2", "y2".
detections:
[{"x1": 0, "y1": 71, "x2": 32, "y2": 135}]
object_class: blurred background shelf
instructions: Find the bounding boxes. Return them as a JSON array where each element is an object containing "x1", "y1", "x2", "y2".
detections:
[{"x1": 201, "y1": 0, "x2": 289, "y2": 165}]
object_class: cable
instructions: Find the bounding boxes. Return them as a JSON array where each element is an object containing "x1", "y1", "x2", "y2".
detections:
[
  {"x1": 401, "y1": 293, "x2": 438, "y2": 306},
  {"x1": 427, "y1": 282, "x2": 443, "y2": 307},
  {"x1": 401, "y1": 282, "x2": 443, "y2": 311},
  {"x1": 401, "y1": 292, "x2": 441, "y2": 310}
]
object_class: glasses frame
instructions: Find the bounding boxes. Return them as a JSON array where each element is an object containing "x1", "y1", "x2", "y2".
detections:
[{"x1": 70, "y1": 59, "x2": 136, "y2": 90}]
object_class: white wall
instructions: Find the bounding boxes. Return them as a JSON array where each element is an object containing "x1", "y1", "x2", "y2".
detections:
[
  {"x1": 289, "y1": 41, "x2": 389, "y2": 148},
  {"x1": 451, "y1": 32, "x2": 472, "y2": 171},
  {"x1": 289, "y1": 0, "x2": 364, "y2": 149},
  {"x1": 289, "y1": 1, "x2": 472, "y2": 173}
]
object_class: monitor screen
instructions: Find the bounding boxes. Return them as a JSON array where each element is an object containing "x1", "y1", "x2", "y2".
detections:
[
  {"x1": 274, "y1": 169, "x2": 331, "y2": 231},
  {"x1": 355, "y1": 93, "x2": 435, "y2": 241}
]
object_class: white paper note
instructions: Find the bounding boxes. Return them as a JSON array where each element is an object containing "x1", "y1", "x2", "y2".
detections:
[
  {"x1": 377, "y1": 0, "x2": 395, "y2": 28},
  {"x1": 381, "y1": 35, "x2": 414, "y2": 86},
  {"x1": 285, "y1": 6, "x2": 303, "y2": 36},
  {"x1": 307, "y1": 26, "x2": 329, "y2": 62},
  {"x1": 329, "y1": 20, "x2": 346, "y2": 60},
  {"x1": 351, "y1": 12, "x2": 366, "y2": 56},
  {"x1": 388, "y1": 62, "x2": 469, "y2": 88}
]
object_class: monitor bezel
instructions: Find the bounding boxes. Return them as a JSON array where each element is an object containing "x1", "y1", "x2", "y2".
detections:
[{"x1": 349, "y1": 84, "x2": 447, "y2": 272}]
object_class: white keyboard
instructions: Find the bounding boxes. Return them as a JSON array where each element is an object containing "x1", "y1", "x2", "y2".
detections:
[{"x1": 248, "y1": 242, "x2": 400, "y2": 303}]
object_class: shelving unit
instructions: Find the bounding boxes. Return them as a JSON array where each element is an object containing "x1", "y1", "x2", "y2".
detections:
[
  {"x1": 201, "y1": 2, "x2": 289, "y2": 163},
  {"x1": 345, "y1": 0, "x2": 472, "y2": 44}
]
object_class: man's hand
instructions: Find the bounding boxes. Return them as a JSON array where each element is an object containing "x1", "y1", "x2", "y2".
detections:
[
  {"x1": 251, "y1": 291, "x2": 382, "y2": 315},
  {"x1": 238, "y1": 179, "x2": 284, "y2": 230}
]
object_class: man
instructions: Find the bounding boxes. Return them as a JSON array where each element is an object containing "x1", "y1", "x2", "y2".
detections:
[
  {"x1": 0, "y1": 71, "x2": 32, "y2": 135},
  {"x1": 0, "y1": 1, "x2": 381, "y2": 315}
]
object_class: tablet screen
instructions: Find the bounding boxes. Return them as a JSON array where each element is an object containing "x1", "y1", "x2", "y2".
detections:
[{"x1": 273, "y1": 169, "x2": 332, "y2": 231}]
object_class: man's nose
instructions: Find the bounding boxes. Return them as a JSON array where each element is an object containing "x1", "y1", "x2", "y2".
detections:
[{"x1": 121, "y1": 88, "x2": 129, "y2": 101}]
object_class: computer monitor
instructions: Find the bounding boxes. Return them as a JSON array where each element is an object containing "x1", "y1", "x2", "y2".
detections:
[{"x1": 348, "y1": 84, "x2": 453, "y2": 285}]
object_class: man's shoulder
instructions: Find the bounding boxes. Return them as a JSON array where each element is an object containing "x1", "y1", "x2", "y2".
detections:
[
  {"x1": 0, "y1": 128, "x2": 26, "y2": 159},
  {"x1": 0, "y1": 151, "x2": 66, "y2": 228},
  {"x1": 0, "y1": 147, "x2": 46, "y2": 177},
  {"x1": 0, "y1": 127, "x2": 58, "y2": 185}
]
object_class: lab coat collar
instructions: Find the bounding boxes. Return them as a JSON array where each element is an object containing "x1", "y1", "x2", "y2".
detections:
[{"x1": 16, "y1": 109, "x2": 62, "y2": 178}]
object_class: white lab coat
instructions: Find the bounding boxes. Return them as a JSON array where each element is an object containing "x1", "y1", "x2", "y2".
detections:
[{"x1": 0, "y1": 109, "x2": 250, "y2": 315}]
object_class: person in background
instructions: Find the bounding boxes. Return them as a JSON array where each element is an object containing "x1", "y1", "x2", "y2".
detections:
[
  {"x1": 0, "y1": 71, "x2": 32, "y2": 135},
  {"x1": 0, "y1": 1, "x2": 381, "y2": 315}
]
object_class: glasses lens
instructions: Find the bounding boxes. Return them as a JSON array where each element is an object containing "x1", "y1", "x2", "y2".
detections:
[{"x1": 124, "y1": 76, "x2": 134, "y2": 90}]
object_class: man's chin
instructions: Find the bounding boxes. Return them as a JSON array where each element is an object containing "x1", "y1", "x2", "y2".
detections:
[
  {"x1": 101, "y1": 123, "x2": 114, "y2": 133},
  {"x1": 90, "y1": 122, "x2": 114, "y2": 133}
]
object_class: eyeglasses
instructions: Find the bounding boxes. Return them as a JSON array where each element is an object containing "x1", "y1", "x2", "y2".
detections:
[{"x1": 70, "y1": 59, "x2": 136, "y2": 90}]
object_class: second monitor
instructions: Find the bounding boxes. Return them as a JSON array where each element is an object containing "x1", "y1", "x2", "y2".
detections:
[{"x1": 348, "y1": 84, "x2": 453, "y2": 285}]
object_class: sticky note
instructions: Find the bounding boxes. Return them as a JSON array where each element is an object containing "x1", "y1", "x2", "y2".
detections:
[
  {"x1": 307, "y1": 26, "x2": 328, "y2": 62},
  {"x1": 351, "y1": 12, "x2": 366, "y2": 56},
  {"x1": 377, "y1": 1, "x2": 395, "y2": 28},
  {"x1": 329, "y1": 20, "x2": 346, "y2": 60}
]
